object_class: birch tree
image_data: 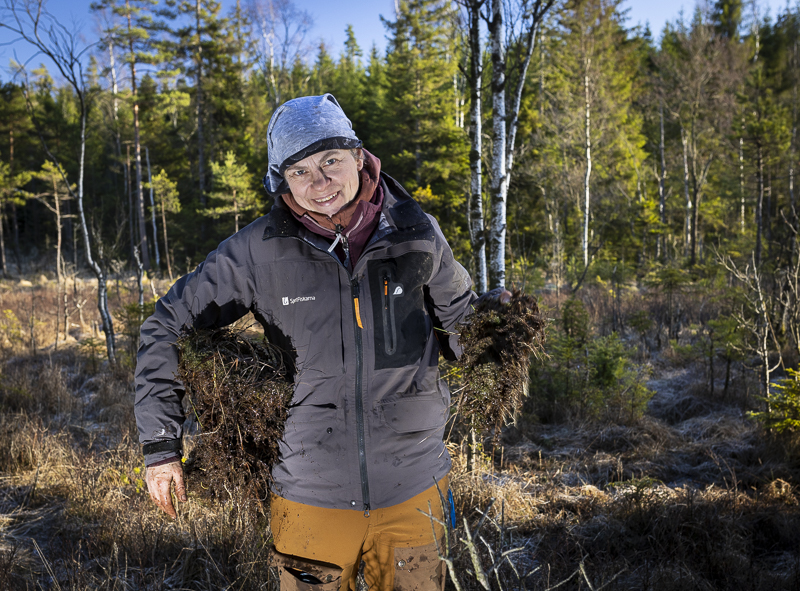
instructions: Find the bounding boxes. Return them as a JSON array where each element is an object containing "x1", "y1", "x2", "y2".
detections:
[
  {"x1": 657, "y1": 12, "x2": 737, "y2": 265},
  {"x1": 2, "y1": 0, "x2": 117, "y2": 363},
  {"x1": 247, "y1": 0, "x2": 313, "y2": 110},
  {"x1": 92, "y1": 0, "x2": 159, "y2": 270},
  {"x1": 485, "y1": 0, "x2": 556, "y2": 289},
  {"x1": 456, "y1": 0, "x2": 488, "y2": 292}
]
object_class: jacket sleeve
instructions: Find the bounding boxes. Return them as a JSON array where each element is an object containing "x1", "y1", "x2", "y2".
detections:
[
  {"x1": 423, "y1": 216, "x2": 478, "y2": 361},
  {"x1": 134, "y1": 231, "x2": 258, "y2": 465}
]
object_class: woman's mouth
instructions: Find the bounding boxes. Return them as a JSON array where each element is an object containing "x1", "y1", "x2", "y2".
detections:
[{"x1": 315, "y1": 192, "x2": 339, "y2": 204}]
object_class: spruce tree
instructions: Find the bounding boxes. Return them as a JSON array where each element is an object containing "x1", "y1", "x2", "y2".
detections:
[{"x1": 382, "y1": 0, "x2": 469, "y2": 252}]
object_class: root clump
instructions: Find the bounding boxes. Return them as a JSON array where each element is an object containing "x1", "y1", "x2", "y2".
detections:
[
  {"x1": 176, "y1": 328, "x2": 293, "y2": 505},
  {"x1": 456, "y1": 290, "x2": 546, "y2": 432}
]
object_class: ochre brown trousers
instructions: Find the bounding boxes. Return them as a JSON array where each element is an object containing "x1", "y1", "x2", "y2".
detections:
[{"x1": 269, "y1": 478, "x2": 448, "y2": 590}]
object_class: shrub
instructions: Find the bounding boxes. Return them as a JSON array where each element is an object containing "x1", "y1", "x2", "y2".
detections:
[
  {"x1": 750, "y1": 368, "x2": 800, "y2": 433},
  {"x1": 529, "y1": 298, "x2": 653, "y2": 424},
  {"x1": 0, "y1": 309, "x2": 24, "y2": 356}
]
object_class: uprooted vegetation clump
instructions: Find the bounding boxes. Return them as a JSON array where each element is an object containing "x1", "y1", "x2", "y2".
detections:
[
  {"x1": 456, "y1": 290, "x2": 546, "y2": 432},
  {"x1": 177, "y1": 328, "x2": 293, "y2": 505}
]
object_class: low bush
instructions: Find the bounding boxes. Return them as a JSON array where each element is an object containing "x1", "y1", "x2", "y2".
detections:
[{"x1": 529, "y1": 298, "x2": 653, "y2": 424}]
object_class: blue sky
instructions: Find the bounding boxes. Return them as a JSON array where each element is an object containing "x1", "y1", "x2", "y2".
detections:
[{"x1": 0, "y1": 0, "x2": 792, "y2": 77}]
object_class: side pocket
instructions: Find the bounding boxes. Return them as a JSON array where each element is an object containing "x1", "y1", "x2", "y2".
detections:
[
  {"x1": 269, "y1": 548, "x2": 341, "y2": 590},
  {"x1": 379, "y1": 395, "x2": 448, "y2": 434}
]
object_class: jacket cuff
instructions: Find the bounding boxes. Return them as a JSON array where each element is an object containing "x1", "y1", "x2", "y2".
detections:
[
  {"x1": 474, "y1": 287, "x2": 505, "y2": 306},
  {"x1": 147, "y1": 455, "x2": 182, "y2": 468},
  {"x1": 142, "y1": 438, "x2": 182, "y2": 466}
]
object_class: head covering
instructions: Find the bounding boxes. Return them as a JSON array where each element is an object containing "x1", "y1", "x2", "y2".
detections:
[{"x1": 262, "y1": 94, "x2": 362, "y2": 197}]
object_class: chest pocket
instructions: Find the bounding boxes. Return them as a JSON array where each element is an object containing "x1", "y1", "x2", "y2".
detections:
[{"x1": 368, "y1": 252, "x2": 433, "y2": 369}]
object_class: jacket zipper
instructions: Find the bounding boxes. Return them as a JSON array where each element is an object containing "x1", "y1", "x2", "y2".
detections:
[
  {"x1": 281, "y1": 234, "x2": 373, "y2": 514},
  {"x1": 334, "y1": 224, "x2": 351, "y2": 269},
  {"x1": 351, "y1": 276, "x2": 371, "y2": 515}
]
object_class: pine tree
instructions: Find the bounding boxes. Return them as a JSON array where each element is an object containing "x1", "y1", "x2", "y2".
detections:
[
  {"x1": 714, "y1": 0, "x2": 743, "y2": 40},
  {"x1": 382, "y1": 0, "x2": 469, "y2": 252},
  {"x1": 330, "y1": 26, "x2": 367, "y2": 135},
  {"x1": 206, "y1": 151, "x2": 258, "y2": 234}
]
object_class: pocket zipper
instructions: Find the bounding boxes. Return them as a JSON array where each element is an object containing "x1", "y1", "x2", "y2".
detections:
[{"x1": 381, "y1": 273, "x2": 397, "y2": 355}]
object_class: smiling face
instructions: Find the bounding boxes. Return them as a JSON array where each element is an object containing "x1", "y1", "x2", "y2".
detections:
[{"x1": 284, "y1": 148, "x2": 364, "y2": 215}]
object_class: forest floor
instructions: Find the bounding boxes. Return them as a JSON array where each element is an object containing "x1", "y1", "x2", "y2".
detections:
[{"x1": 0, "y1": 277, "x2": 799, "y2": 589}]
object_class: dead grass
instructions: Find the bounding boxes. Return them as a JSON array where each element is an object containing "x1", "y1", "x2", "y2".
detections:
[{"x1": 2, "y1": 279, "x2": 800, "y2": 590}]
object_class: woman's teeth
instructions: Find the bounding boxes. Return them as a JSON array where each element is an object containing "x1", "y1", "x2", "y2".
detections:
[{"x1": 317, "y1": 192, "x2": 338, "y2": 203}]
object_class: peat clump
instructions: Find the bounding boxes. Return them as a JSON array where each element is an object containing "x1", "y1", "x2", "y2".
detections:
[
  {"x1": 456, "y1": 290, "x2": 547, "y2": 432},
  {"x1": 176, "y1": 328, "x2": 293, "y2": 504}
]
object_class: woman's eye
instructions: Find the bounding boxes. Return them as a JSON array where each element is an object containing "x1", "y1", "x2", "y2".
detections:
[{"x1": 324, "y1": 158, "x2": 338, "y2": 166}]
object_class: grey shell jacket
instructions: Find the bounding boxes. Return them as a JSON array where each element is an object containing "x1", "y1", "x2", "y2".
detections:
[{"x1": 134, "y1": 173, "x2": 477, "y2": 511}]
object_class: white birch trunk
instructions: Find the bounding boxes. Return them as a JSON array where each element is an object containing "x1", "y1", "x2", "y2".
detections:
[
  {"x1": 76, "y1": 105, "x2": 116, "y2": 364},
  {"x1": 488, "y1": 0, "x2": 507, "y2": 289},
  {"x1": 126, "y1": 3, "x2": 150, "y2": 270},
  {"x1": 583, "y1": 59, "x2": 592, "y2": 270},
  {"x1": 681, "y1": 126, "x2": 692, "y2": 257},
  {"x1": 196, "y1": 0, "x2": 206, "y2": 200},
  {"x1": 467, "y1": 0, "x2": 487, "y2": 293}
]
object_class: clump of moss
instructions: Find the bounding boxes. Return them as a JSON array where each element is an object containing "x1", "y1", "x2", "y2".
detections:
[
  {"x1": 176, "y1": 328, "x2": 293, "y2": 505},
  {"x1": 456, "y1": 291, "x2": 547, "y2": 432}
]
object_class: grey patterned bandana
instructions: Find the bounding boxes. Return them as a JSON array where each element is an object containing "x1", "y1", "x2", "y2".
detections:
[{"x1": 262, "y1": 94, "x2": 362, "y2": 198}]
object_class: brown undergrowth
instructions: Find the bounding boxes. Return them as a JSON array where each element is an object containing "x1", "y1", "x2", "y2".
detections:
[{"x1": 1, "y1": 278, "x2": 800, "y2": 589}]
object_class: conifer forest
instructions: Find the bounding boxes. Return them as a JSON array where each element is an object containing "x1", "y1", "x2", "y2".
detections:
[{"x1": 6, "y1": 0, "x2": 800, "y2": 588}]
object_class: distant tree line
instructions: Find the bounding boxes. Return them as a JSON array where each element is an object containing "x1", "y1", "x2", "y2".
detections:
[{"x1": 3, "y1": 0, "x2": 800, "y2": 378}]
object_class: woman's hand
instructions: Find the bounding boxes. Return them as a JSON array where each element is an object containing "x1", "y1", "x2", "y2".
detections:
[{"x1": 145, "y1": 460, "x2": 187, "y2": 518}]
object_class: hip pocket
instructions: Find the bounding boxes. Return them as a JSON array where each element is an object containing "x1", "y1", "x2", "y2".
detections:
[{"x1": 379, "y1": 395, "x2": 447, "y2": 434}]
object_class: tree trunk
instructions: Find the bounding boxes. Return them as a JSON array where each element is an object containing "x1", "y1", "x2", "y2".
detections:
[
  {"x1": 196, "y1": 0, "x2": 207, "y2": 201},
  {"x1": 483, "y1": 0, "x2": 553, "y2": 289},
  {"x1": 234, "y1": 190, "x2": 240, "y2": 233},
  {"x1": 681, "y1": 126, "x2": 692, "y2": 258},
  {"x1": 466, "y1": 0, "x2": 486, "y2": 293},
  {"x1": 127, "y1": 145, "x2": 135, "y2": 263},
  {"x1": 792, "y1": 43, "x2": 798, "y2": 235},
  {"x1": 161, "y1": 199, "x2": 174, "y2": 282},
  {"x1": 0, "y1": 209, "x2": 6, "y2": 278},
  {"x1": 657, "y1": 102, "x2": 666, "y2": 261},
  {"x1": 583, "y1": 58, "x2": 592, "y2": 270},
  {"x1": 127, "y1": 4, "x2": 150, "y2": 270},
  {"x1": 109, "y1": 37, "x2": 123, "y2": 230},
  {"x1": 739, "y1": 134, "x2": 745, "y2": 233},
  {"x1": 75, "y1": 102, "x2": 116, "y2": 364},
  {"x1": 488, "y1": 0, "x2": 507, "y2": 290},
  {"x1": 53, "y1": 175, "x2": 63, "y2": 350},
  {"x1": 146, "y1": 147, "x2": 160, "y2": 269},
  {"x1": 8, "y1": 202, "x2": 21, "y2": 275},
  {"x1": 756, "y1": 143, "x2": 764, "y2": 267}
]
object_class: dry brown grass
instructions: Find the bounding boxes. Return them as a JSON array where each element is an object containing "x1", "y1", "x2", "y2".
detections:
[
  {"x1": 0, "y1": 374, "x2": 278, "y2": 590},
  {"x1": 2, "y1": 279, "x2": 800, "y2": 590}
]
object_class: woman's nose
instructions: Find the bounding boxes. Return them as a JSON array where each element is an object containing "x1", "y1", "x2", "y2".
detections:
[{"x1": 310, "y1": 168, "x2": 330, "y2": 189}]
